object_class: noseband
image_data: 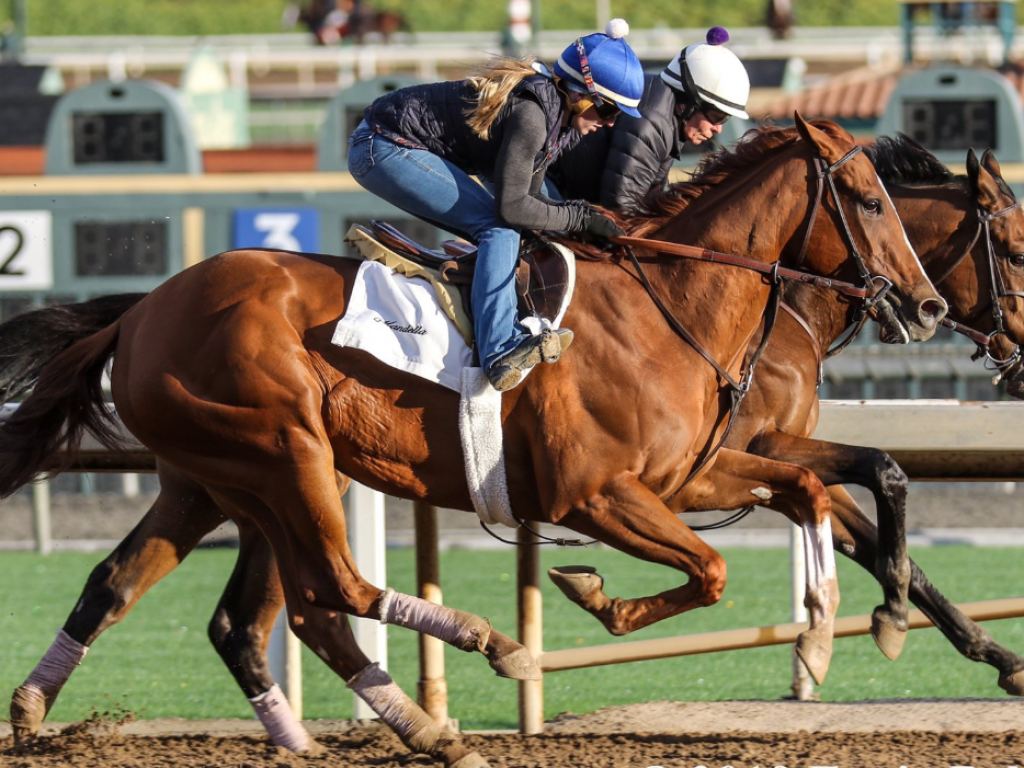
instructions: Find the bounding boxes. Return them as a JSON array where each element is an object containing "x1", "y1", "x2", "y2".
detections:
[{"x1": 933, "y1": 199, "x2": 1024, "y2": 374}]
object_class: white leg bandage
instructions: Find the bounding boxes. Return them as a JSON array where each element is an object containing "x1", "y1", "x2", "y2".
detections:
[
  {"x1": 803, "y1": 517, "x2": 838, "y2": 622},
  {"x1": 24, "y1": 629, "x2": 88, "y2": 696},
  {"x1": 248, "y1": 684, "x2": 311, "y2": 753},
  {"x1": 348, "y1": 662, "x2": 444, "y2": 754},
  {"x1": 379, "y1": 588, "x2": 489, "y2": 653}
]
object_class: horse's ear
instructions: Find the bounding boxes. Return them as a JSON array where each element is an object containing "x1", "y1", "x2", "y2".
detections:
[
  {"x1": 966, "y1": 147, "x2": 1001, "y2": 209},
  {"x1": 981, "y1": 148, "x2": 1004, "y2": 182},
  {"x1": 793, "y1": 112, "x2": 842, "y2": 163}
]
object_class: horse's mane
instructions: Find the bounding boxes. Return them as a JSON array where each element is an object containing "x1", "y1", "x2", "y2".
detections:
[
  {"x1": 634, "y1": 123, "x2": 806, "y2": 235},
  {"x1": 867, "y1": 132, "x2": 1016, "y2": 202},
  {"x1": 865, "y1": 133, "x2": 959, "y2": 187}
]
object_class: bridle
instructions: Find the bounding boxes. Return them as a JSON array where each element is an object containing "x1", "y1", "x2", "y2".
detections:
[
  {"x1": 932, "y1": 199, "x2": 1024, "y2": 376},
  {"x1": 613, "y1": 142, "x2": 899, "y2": 502}
]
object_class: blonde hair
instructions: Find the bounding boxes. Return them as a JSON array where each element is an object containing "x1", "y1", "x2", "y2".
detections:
[{"x1": 465, "y1": 56, "x2": 541, "y2": 140}]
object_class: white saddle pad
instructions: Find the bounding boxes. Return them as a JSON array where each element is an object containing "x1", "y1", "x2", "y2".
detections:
[
  {"x1": 331, "y1": 247, "x2": 576, "y2": 528},
  {"x1": 332, "y1": 259, "x2": 473, "y2": 392}
]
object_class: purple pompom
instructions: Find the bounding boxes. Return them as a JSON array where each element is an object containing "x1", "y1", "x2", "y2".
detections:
[{"x1": 706, "y1": 26, "x2": 729, "y2": 45}]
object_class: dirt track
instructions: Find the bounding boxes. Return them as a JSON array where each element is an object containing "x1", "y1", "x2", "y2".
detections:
[{"x1": 4, "y1": 700, "x2": 1024, "y2": 767}]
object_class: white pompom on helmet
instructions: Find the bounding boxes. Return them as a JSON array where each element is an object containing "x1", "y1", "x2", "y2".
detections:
[{"x1": 661, "y1": 26, "x2": 750, "y2": 120}]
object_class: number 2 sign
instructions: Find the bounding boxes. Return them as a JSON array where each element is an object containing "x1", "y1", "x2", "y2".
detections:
[{"x1": 0, "y1": 211, "x2": 54, "y2": 290}]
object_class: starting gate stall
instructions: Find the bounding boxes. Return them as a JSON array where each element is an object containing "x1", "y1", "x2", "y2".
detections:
[{"x1": 876, "y1": 64, "x2": 1024, "y2": 169}]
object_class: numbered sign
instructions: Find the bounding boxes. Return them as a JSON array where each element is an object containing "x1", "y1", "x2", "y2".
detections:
[
  {"x1": 233, "y1": 208, "x2": 320, "y2": 253},
  {"x1": 0, "y1": 211, "x2": 54, "y2": 290}
]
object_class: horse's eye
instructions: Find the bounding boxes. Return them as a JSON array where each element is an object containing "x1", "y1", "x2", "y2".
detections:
[
  {"x1": 863, "y1": 199, "x2": 882, "y2": 216},
  {"x1": 1009, "y1": 253, "x2": 1024, "y2": 268}
]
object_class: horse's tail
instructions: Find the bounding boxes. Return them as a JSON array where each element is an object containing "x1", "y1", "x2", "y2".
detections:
[
  {"x1": 0, "y1": 293, "x2": 146, "y2": 402},
  {"x1": 0, "y1": 294, "x2": 143, "y2": 498}
]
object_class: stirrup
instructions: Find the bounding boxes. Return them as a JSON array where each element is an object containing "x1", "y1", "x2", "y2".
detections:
[{"x1": 486, "y1": 329, "x2": 573, "y2": 391}]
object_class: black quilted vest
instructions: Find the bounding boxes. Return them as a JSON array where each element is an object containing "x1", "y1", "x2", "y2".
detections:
[{"x1": 364, "y1": 73, "x2": 569, "y2": 179}]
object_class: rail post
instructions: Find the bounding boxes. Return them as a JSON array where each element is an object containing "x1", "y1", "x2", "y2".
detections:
[
  {"x1": 414, "y1": 500, "x2": 449, "y2": 727},
  {"x1": 518, "y1": 526, "x2": 544, "y2": 733}
]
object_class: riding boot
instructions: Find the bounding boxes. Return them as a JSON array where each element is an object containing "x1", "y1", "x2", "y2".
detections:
[{"x1": 486, "y1": 328, "x2": 573, "y2": 392}]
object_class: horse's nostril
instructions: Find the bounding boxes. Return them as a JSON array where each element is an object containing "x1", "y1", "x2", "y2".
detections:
[{"x1": 921, "y1": 298, "x2": 948, "y2": 325}]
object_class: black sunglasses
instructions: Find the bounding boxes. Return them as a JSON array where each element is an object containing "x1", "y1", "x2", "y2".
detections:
[
  {"x1": 591, "y1": 96, "x2": 621, "y2": 121},
  {"x1": 699, "y1": 103, "x2": 731, "y2": 125}
]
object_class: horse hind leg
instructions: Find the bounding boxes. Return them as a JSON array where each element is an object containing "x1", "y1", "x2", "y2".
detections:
[
  {"x1": 207, "y1": 520, "x2": 318, "y2": 753},
  {"x1": 10, "y1": 466, "x2": 221, "y2": 741},
  {"x1": 377, "y1": 588, "x2": 539, "y2": 680},
  {"x1": 251, "y1": 511, "x2": 490, "y2": 767},
  {"x1": 214, "y1": 452, "x2": 539, "y2": 683}
]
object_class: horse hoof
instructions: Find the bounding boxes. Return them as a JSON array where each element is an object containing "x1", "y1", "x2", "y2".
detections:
[
  {"x1": 870, "y1": 608, "x2": 908, "y2": 661},
  {"x1": 795, "y1": 631, "x2": 833, "y2": 685},
  {"x1": 998, "y1": 669, "x2": 1024, "y2": 696},
  {"x1": 10, "y1": 684, "x2": 47, "y2": 743},
  {"x1": 451, "y1": 751, "x2": 492, "y2": 768},
  {"x1": 298, "y1": 738, "x2": 328, "y2": 756},
  {"x1": 484, "y1": 628, "x2": 541, "y2": 681},
  {"x1": 548, "y1": 565, "x2": 603, "y2": 605}
]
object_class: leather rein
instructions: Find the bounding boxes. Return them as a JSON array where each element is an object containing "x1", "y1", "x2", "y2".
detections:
[
  {"x1": 931, "y1": 200, "x2": 1024, "y2": 376},
  {"x1": 610, "y1": 144, "x2": 896, "y2": 502}
]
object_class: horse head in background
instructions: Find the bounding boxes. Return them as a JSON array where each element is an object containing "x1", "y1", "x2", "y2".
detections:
[
  {"x1": 293, "y1": 0, "x2": 408, "y2": 45},
  {"x1": 865, "y1": 134, "x2": 1024, "y2": 396}
]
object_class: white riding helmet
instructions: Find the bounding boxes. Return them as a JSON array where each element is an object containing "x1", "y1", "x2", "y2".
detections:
[{"x1": 661, "y1": 30, "x2": 750, "y2": 120}]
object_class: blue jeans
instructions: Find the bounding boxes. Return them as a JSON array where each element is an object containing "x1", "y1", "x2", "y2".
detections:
[{"x1": 348, "y1": 121, "x2": 526, "y2": 370}]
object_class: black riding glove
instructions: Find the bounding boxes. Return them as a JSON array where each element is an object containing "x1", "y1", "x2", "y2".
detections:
[{"x1": 584, "y1": 209, "x2": 625, "y2": 240}]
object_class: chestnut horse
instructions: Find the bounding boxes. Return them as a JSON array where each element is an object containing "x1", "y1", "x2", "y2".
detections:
[{"x1": 1, "y1": 118, "x2": 942, "y2": 767}]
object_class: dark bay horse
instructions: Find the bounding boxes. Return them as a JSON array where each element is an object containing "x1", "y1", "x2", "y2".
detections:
[{"x1": 1, "y1": 118, "x2": 942, "y2": 766}]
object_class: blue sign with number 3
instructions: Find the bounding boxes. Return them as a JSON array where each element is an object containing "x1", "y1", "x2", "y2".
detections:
[{"x1": 233, "y1": 207, "x2": 320, "y2": 252}]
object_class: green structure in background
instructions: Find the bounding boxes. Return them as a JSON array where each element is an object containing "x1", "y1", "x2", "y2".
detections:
[
  {"x1": 178, "y1": 46, "x2": 250, "y2": 151},
  {"x1": 899, "y1": 0, "x2": 1017, "y2": 65},
  {"x1": 44, "y1": 79, "x2": 201, "y2": 175},
  {"x1": 318, "y1": 74, "x2": 443, "y2": 249},
  {"x1": 876, "y1": 65, "x2": 1024, "y2": 167}
]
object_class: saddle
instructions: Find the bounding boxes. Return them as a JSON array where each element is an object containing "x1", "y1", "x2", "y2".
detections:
[{"x1": 344, "y1": 220, "x2": 575, "y2": 349}]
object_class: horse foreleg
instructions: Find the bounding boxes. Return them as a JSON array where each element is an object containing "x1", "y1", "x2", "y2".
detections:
[
  {"x1": 10, "y1": 466, "x2": 221, "y2": 742},
  {"x1": 748, "y1": 431, "x2": 910, "y2": 661},
  {"x1": 828, "y1": 486, "x2": 1024, "y2": 695},
  {"x1": 554, "y1": 452, "x2": 838, "y2": 681},
  {"x1": 549, "y1": 474, "x2": 728, "y2": 635}
]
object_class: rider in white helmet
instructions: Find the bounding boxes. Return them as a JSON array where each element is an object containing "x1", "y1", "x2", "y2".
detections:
[
  {"x1": 548, "y1": 26, "x2": 751, "y2": 215},
  {"x1": 661, "y1": 26, "x2": 751, "y2": 132}
]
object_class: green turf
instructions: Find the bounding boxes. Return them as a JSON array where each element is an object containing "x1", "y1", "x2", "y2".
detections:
[{"x1": 1, "y1": 544, "x2": 1022, "y2": 730}]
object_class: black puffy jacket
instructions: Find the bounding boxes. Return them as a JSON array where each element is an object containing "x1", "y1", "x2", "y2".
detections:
[{"x1": 548, "y1": 75, "x2": 684, "y2": 214}]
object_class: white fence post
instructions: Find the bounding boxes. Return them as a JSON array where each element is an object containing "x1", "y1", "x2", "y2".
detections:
[
  {"x1": 348, "y1": 482, "x2": 387, "y2": 719},
  {"x1": 265, "y1": 482, "x2": 388, "y2": 721},
  {"x1": 268, "y1": 611, "x2": 304, "y2": 718},
  {"x1": 31, "y1": 478, "x2": 52, "y2": 556},
  {"x1": 789, "y1": 522, "x2": 814, "y2": 699}
]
